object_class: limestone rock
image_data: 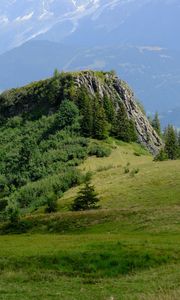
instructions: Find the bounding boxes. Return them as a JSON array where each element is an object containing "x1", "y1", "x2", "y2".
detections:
[{"x1": 74, "y1": 71, "x2": 162, "y2": 155}]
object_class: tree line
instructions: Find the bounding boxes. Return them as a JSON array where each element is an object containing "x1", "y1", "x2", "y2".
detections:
[{"x1": 150, "y1": 112, "x2": 180, "y2": 160}]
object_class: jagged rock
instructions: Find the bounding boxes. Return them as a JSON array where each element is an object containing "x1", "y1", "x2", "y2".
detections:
[{"x1": 74, "y1": 71, "x2": 162, "y2": 155}]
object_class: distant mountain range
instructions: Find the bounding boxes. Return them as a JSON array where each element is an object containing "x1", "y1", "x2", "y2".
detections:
[
  {"x1": 0, "y1": 0, "x2": 100, "y2": 54},
  {"x1": 0, "y1": 0, "x2": 180, "y2": 127}
]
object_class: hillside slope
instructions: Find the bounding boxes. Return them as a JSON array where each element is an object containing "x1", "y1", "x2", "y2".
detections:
[
  {"x1": 0, "y1": 71, "x2": 162, "y2": 217},
  {"x1": 0, "y1": 142, "x2": 180, "y2": 299},
  {"x1": 0, "y1": 70, "x2": 179, "y2": 299}
]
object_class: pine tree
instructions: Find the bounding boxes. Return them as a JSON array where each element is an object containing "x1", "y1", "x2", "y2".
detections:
[
  {"x1": 76, "y1": 89, "x2": 93, "y2": 137},
  {"x1": 93, "y1": 99, "x2": 110, "y2": 140},
  {"x1": 177, "y1": 130, "x2": 180, "y2": 158},
  {"x1": 164, "y1": 125, "x2": 178, "y2": 160},
  {"x1": 113, "y1": 101, "x2": 137, "y2": 142},
  {"x1": 152, "y1": 112, "x2": 161, "y2": 136},
  {"x1": 103, "y1": 95, "x2": 115, "y2": 123},
  {"x1": 71, "y1": 179, "x2": 99, "y2": 211}
]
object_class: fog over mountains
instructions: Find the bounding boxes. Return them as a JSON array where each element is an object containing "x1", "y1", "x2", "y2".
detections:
[{"x1": 0, "y1": 0, "x2": 180, "y2": 127}]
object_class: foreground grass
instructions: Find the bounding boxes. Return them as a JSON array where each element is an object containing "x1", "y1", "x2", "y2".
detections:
[
  {"x1": 0, "y1": 233, "x2": 180, "y2": 300},
  {"x1": 0, "y1": 141, "x2": 180, "y2": 299}
]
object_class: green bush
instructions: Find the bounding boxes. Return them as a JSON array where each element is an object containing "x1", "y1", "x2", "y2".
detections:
[
  {"x1": 12, "y1": 168, "x2": 81, "y2": 209},
  {"x1": 0, "y1": 198, "x2": 8, "y2": 212},
  {"x1": 154, "y1": 149, "x2": 168, "y2": 162},
  {"x1": 45, "y1": 193, "x2": 58, "y2": 213},
  {"x1": 5, "y1": 200, "x2": 20, "y2": 224},
  {"x1": 130, "y1": 168, "x2": 140, "y2": 177},
  {"x1": 88, "y1": 144, "x2": 111, "y2": 157}
]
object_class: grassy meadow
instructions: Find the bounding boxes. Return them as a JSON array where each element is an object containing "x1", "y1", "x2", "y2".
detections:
[{"x1": 0, "y1": 140, "x2": 180, "y2": 300}]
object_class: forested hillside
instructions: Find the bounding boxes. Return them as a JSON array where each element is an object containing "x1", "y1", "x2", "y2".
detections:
[
  {"x1": 0, "y1": 70, "x2": 180, "y2": 300},
  {"x1": 0, "y1": 70, "x2": 161, "y2": 217}
]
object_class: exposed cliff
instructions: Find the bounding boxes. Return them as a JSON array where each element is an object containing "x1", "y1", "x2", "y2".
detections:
[{"x1": 74, "y1": 71, "x2": 162, "y2": 154}]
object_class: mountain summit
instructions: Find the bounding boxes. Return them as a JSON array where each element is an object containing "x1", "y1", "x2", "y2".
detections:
[{"x1": 0, "y1": 70, "x2": 162, "y2": 154}]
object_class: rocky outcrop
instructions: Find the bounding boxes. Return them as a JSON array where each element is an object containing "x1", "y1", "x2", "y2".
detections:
[
  {"x1": 74, "y1": 71, "x2": 162, "y2": 155},
  {"x1": 0, "y1": 70, "x2": 162, "y2": 155}
]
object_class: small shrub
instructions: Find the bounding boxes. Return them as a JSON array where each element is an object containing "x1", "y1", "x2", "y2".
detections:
[
  {"x1": 45, "y1": 193, "x2": 58, "y2": 213},
  {"x1": 154, "y1": 149, "x2": 168, "y2": 161},
  {"x1": 124, "y1": 163, "x2": 130, "y2": 174},
  {"x1": 83, "y1": 171, "x2": 93, "y2": 183},
  {"x1": 130, "y1": 168, "x2": 140, "y2": 177},
  {"x1": 5, "y1": 200, "x2": 20, "y2": 224},
  {"x1": 96, "y1": 164, "x2": 114, "y2": 172},
  {"x1": 88, "y1": 144, "x2": 111, "y2": 157},
  {"x1": 124, "y1": 167, "x2": 130, "y2": 174},
  {"x1": 134, "y1": 152, "x2": 141, "y2": 157},
  {"x1": 0, "y1": 198, "x2": 8, "y2": 212}
]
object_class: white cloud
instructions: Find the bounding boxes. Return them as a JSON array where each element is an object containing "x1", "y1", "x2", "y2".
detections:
[
  {"x1": 0, "y1": 15, "x2": 9, "y2": 25},
  {"x1": 15, "y1": 12, "x2": 34, "y2": 22}
]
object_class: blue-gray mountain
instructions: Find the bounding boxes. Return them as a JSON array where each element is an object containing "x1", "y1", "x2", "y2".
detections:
[{"x1": 0, "y1": 0, "x2": 179, "y2": 127}]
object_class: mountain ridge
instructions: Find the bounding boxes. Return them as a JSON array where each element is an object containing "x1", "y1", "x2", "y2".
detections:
[{"x1": 0, "y1": 70, "x2": 162, "y2": 154}]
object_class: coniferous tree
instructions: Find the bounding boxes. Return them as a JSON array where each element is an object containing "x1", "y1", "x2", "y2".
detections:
[
  {"x1": 103, "y1": 95, "x2": 115, "y2": 123},
  {"x1": 152, "y1": 112, "x2": 161, "y2": 136},
  {"x1": 177, "y1": 130, "x2": 180, "y2": 158},
  {"x1": 93, "y1": 99, "x2": 110, "y2": 140},
  {"x1": 128, "y1": 119, "x2": 138, "y2": 142},
  {"x1": 113, "y1": 101, "x2": 137, "y2": 142},
  {"x1": 164, "y1": 125, "x2": 178, "y2": 159},
  {"x1": 72, "y1": 179, "x2": 99, "y2": 211},
  {"x1": 76, "y1": 89, "x2": 93, "y2": 137}
]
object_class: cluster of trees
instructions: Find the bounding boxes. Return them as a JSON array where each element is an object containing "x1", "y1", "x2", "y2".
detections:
[
  {"x1": 75, "y1": 88, "x2": 137, "y2": 142},
  {"x1": 150, "y1": 112, "x2": 180, "y2": 160},
  {"x1": 5, "y1": 70, "x2": 180, "y2": 222},
  {"x1": 0, "y1": 97, "x2": 113, "y2": 220},
  {"x1": 0, "y1": 70, "x2": 137, "y2": 144}
]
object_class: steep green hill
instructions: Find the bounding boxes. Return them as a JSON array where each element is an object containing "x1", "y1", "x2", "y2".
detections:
[
  {"x1": 0, "y1": 71, "x2": 179, "y2": 300},
  {"x1": 0, "y1": 70, "x2": 162, "y2": 216}
]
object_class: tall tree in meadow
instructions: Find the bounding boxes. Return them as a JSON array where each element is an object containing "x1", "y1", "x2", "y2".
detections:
[
  {"x1": 72, "y1": 178, "x2": 99, "y2": 211},
  {"x1": 164, "y1": 125, "x2": 178, "y2": 160}
]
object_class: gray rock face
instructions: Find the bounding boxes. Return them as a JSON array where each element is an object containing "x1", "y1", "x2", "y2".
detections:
[{"x1": 74, "y1": 71, "x2": 162, "y2": 155}]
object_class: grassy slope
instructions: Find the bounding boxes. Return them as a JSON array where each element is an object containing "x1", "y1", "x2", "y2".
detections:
[{"x1": 0, "y1": 140, "x2": 180, "y2": 300}]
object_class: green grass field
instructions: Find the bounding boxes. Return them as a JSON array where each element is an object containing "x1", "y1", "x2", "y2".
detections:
[{"x1": 0, "y1": 141, "x2": 180, "y2": 300}]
